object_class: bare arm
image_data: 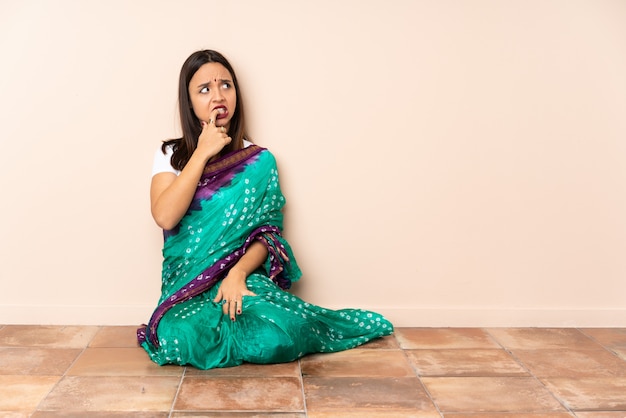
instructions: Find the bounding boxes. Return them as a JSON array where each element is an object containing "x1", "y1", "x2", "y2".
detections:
[
  {"x1": 150, "y1": 152, "x2": 211, "y2": 230},
  {"x1": 213, "y1": 241, "x2": 269, "y2": 320},
  {"x1": 151, "y1": 110, "x2": 231, "y2": 230}
]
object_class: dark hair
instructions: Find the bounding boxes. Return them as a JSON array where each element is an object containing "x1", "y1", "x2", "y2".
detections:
[{"x1": 162, "y1": 50, "x2": 249, "y2": 170}]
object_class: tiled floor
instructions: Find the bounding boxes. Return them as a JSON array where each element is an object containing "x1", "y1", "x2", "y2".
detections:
[{"x1": 0, "y1": 326, "x2": 625, "y2": 417}]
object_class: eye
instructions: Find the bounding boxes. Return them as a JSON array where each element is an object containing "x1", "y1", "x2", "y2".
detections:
[
  {"x1": 222, "y1": 82, "x2": 232, "y2": 89},
  {"x1": 200, "y1": 86, "x2": 209, "y2": 93}
]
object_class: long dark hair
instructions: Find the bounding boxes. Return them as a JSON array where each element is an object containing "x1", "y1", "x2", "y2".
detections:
[{"x1": 162, "y1": 50, "x2": 249, "y2": 170}]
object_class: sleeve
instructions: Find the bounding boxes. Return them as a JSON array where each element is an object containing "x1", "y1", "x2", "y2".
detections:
[{"x1": 151, "y1": 145, "x2": 180, "y2": 177}]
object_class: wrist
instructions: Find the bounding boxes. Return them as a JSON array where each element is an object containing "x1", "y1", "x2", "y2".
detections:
[
  {"x1": 189, "y1": 149, "x2": 212, "y2": 167},
  {"x1": 228, "y1": 267, "x2": 248, "y2": 280}
]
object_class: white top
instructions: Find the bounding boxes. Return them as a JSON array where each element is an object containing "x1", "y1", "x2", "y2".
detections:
[{"x1": 152, "y1": 140, "x2": 254, "y2": 176}]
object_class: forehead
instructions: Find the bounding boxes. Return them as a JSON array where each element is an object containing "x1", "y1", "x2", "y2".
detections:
[{"x1": 190, "y1": 62, "x2": 233, "y2": 84}]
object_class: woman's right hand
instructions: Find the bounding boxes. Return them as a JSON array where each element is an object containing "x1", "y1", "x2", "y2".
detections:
[
  {"x1": 151, "y1": 109, "x2": 231, "y2": 230},
  {"x1": 196, "y1": 109, "x2": 231, "y2": 162}
]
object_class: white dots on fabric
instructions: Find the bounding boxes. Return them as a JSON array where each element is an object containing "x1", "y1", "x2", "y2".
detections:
[{"x1": 150, "y1": 258, "x2": 393, "y2": 367}]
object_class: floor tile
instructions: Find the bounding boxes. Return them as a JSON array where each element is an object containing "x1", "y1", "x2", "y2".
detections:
[
  {"x1": 487, "y1": 328, "x2": 599, "y2": 350},
  {"x1": 395, "y1": 328, "x2": 501, "y2": 349},
  {"x1": 542, "y1": 377, "x2": 626, "y2": 410},
  {"x1": 0, "y1": 375, "x2": 60, "y2": 411},
  {"x1": 89, "y1": 326, "x2": 142, "y2": 348},
  {"x1": 174, "y1": 376, "x2": 303, "y2": 411},
  {"x1": 614, "y1": 348, "x2": 626, "y2": 361},
  {"x1": 171, "y1": 413, "x2": 306, "y2": 417},
  {"x1": 303, "y1": 376, "x2": 439, "y2": 415},
  {"x1": 440, "y1": 414, "x2": 575, "y2": 417},
  {"x1": 66, "y1": 347, "x2": 183, "y2": 376},
  {"x1": 580, "y1": 328, "x2": 626, "y2": 349},
  {"x1": 405, "y1": 349, "x2": 528, "y2": 376},
  {"x1": 186, "y1": 361, "x2": 300, "y2": 377},
  {"x1": 308, "y1": 412, "x2": 440, "y2": 418},
  {"x1": 581, "y1": 328, "x2": 626, "y2": 360},
  {"x1": 32, "y1": 412, "x2": 169, "y2": 417},
  {"x1": 513, "y1": 348, "x2": 626, "y2": 378},
  {"x1": 300, "y1": 349, "x2": 415, "y2": 377},
  {"x1": 0, "y1": 325, "x2": 99, "y2": 348},
  {"x1": 37, "y1": 375, "x2": 180, "y2": 412},
  {"x1": 357, "y1": 334, "x2": 400, "y2": 349},
  {"x1": 0, "y1": 347, "x2": 81, "y2": 375},
  {"x1": 3, "y1": 325, "x2": 625, "y2": 417},
  {"x1": 421, "y1": 377, "x2": 567, "y2": 413}
]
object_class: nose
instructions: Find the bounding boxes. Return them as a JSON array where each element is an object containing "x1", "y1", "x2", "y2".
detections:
[{"x1": 212, "y1": 87, "x2": 224, "y2": 102}]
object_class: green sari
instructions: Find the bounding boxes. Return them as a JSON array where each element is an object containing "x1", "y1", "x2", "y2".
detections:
[{"x1": 138, "y1": 145, "x2": 393, "y2": 369}]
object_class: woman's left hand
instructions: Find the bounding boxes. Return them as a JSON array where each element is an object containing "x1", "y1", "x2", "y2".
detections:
[{"x1": 213, "y1": 268, "x2": 256, "y2": 321}]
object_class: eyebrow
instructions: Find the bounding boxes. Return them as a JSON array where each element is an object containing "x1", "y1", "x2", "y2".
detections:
[{"x1": 196, "y1": 79, "x2": 233, "y2": 89}]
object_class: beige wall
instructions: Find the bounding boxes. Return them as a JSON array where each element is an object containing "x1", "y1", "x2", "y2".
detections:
[{"x1": 1, "y1": 0, "x2": 625, "y2": 327}]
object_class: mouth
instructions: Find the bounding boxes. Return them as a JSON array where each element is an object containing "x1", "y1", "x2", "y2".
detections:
[{"x1": 213, "y1": 105, "x2": 229, "y2": 119}]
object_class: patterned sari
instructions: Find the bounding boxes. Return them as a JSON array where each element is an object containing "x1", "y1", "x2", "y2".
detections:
[{"x1": 138, "y1": 145, "x2": 393, "y2": 369}]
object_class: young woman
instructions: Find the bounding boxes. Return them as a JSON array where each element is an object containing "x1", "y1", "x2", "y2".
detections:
[{"x1": 138, "y1": 49, "x2": 393, "y2": 369}]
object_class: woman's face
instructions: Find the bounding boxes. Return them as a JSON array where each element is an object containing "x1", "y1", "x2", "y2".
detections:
[{"x1": 188, "y1": 62, "x2": 237, "y2": 129}]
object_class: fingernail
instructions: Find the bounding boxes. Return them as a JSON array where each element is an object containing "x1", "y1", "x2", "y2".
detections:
[
  {"x1": 237, "y1": 310, "x2": 241, "y2": 314},
  {"x1": 231, "y1": 317, "x2": 235, "y2": 321}
]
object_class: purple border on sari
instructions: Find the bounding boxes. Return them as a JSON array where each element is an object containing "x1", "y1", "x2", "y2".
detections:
[
  {"x1": 163, "y1": 145, "x2": 266, "y2": 240},
  {"x1": 138, "y1": 225, "x2": 293, "y2": 348}
]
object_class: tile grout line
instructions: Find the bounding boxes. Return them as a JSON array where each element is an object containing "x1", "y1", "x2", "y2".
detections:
[
  {"x1": 483, "y1": 327, "x2": 576, "y2": 416},
  {"x1": 577, "y1": 327, "x2": 626, "y2": 361},
  {"x1": 168, "y1": 365, "x2": 187, "y2": 417},
  {"x1": 30, "y1": 325, "x2": 104, "y2": 416},
  {"x1": 297, "y1": 358, "x2": 308, "y2": 417},
  {"x1": 397, "y1": 333, "x2": 444, "y2": 417}
]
